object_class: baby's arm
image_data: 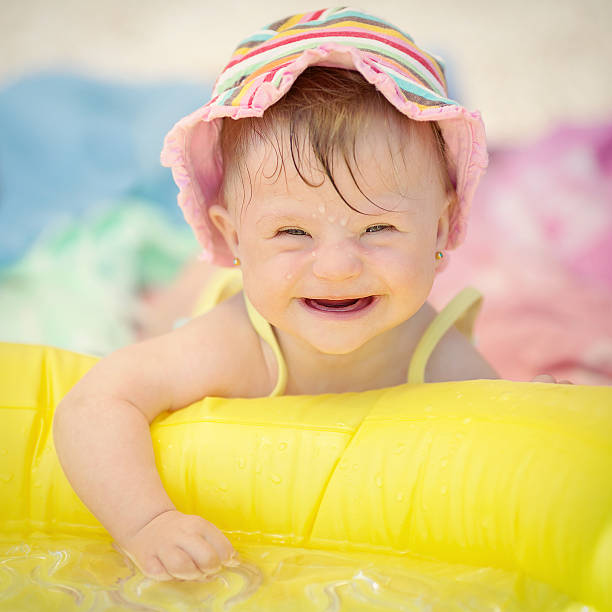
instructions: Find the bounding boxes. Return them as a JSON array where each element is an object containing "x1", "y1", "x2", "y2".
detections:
[{"x1": 53, "y1": 299, "x2": 254, "y2": 580}]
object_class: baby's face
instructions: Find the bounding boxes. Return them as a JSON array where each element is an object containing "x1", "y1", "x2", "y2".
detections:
[{"x1": 216, "y1": 116, "x2": 450, "y2": 355}]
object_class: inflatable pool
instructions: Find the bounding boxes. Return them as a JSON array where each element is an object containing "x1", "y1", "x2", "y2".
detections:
[{"x1": 1, "y1": 342, "x2": 611, "y2": 611}]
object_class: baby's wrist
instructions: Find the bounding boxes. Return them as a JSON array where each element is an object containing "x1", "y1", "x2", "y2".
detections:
[{"x1": 112, "y1": 504, "x2": 177, "y2": 544}]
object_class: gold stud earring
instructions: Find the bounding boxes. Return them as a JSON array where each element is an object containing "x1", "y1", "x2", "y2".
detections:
[
  {"x1": 435, "y1": 251, "x2": 444, "y2": 260},
  {"x1": 233, "y1": 257, "x2": 241, "y2": 266}
]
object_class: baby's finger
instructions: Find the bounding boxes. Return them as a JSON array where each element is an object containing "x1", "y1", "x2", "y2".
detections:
[
  {"x1": 531, "y1": 374, "x2": 556, "y2": 383},
  {"x1": 176, "y1": 535, "x2": 221, "y2": 573},
  {"x1": 141, "y1": 555, "x2": 174, "y2": 582},
  {"x1": 114, "y1": 543, "x2": 173, "y2": 582},
  {"x1": 200, "y1": 524, "x2": 236, "y2": 564},
  {"x1": 161, "y1": 546, "x2": 206, "y2": 581}
]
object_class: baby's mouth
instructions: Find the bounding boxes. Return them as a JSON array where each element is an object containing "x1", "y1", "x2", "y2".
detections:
[{"x1": 303, "y1": 296, "x2": 375, "y2": 313}]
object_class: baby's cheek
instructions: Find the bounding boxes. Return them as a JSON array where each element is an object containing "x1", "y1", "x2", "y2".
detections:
[
  {"x1": 369, "y1": 246, "x2": 419, "y2": 276},
  {"x1": 241, "y1": 256, "x2": 298, "y2": 313},
  {"x1": 380, "y1": 249, "x2": 435, "y2": 295}
]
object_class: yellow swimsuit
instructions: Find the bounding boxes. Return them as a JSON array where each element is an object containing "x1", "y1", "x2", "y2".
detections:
[{"x1": 192, "y1": 268, "x2": 482, "y2": 394}]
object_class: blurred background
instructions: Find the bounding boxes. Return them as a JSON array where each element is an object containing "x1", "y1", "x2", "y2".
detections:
[{"x1": 1, "y1": 0, "x2": 611, "y2": 383}]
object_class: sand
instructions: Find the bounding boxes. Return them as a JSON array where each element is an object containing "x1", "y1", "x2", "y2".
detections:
[{"x1": 2, "y1": 0, "x2": 611, "y2": 145}]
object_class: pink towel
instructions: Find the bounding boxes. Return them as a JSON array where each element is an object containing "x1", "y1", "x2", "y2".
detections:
[{"x1": 431, "y1": 123, "x2": 612, "y2": 385}]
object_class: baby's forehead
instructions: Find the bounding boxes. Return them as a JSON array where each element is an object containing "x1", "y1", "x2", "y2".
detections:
[
  {"x1": 240, "y1": 164, "x2": 433, "y2": 224},
  {"x1": 244, "y1": 117, "x2": 441, "y2": 188},
  {"x1": 250, "y1": 198, "x2": 421, "y2": 225}
]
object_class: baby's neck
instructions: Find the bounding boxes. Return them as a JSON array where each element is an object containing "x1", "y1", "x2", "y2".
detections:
[{"x1": 276, "y1": 302, "x2": 434, "y2": 395}]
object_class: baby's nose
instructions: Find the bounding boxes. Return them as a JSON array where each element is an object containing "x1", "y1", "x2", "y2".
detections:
[{"x1": 311, "y1": 241, "x2": 363, "y2": 281}]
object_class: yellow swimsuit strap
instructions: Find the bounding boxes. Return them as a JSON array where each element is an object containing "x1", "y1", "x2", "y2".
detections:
[
  {"x1": 191, "y1": 267, "x2": 288, "y2": 397},
  {"x1": 243, "y1": 296, "x2": 288, "y2": 397},
  {"x1": 192, "y1": 267, "x2": 244, "y2": 315},
  {"x1": 407, "y1": 287, "x2": 483, "y2": 385}
]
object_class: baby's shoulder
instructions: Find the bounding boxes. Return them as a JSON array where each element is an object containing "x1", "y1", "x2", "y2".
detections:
[
  {"x1": 177, "y1": 293, "x2": 277, "y2": 399},
  {"x1": 421, "y1": 306, "x2": 498, "y2": 383}
]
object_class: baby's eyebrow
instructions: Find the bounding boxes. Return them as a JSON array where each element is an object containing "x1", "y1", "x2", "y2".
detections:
[
  {"x1": 255, "y1": 214, "x2": 303, "y2": 228},
  {"x1": 255, "y1": 206, "x2": 416, "y2": 229}
]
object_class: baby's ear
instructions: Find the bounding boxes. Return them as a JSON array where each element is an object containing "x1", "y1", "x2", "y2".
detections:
[
  {"x1": 209, "y1": 204, "x2": 239, "y2": 254},
  {"x1": 435, "y1": 195, "x2": 453, "y2": 251}
]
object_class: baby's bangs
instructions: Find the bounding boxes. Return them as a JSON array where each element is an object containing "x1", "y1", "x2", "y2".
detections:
[{"x1": 220, "y1": 67, "x2": 453, "y2": 212}]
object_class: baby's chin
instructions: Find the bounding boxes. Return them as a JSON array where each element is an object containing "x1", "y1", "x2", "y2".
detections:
[{"x1": 285, "y1": 322, "x2": 397, "y2": 358}]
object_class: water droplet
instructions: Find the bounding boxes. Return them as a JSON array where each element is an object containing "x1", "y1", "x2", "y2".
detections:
[
  {"x1": 393, "y1": 444, "x2": 406, "y2": 454},
  {"x1": 396, "y1": 492, "x2": 405, "y2": 502},
  {"x1": 441, "y1": 459, "x2": 448, "y2": 468},
  {"x1": 237, "y1": 457, "x2": 246, "y2": 469},
  {"x1": 327, "y1": 216, "x2": 336, "y2": 223},
  {"x1": 255, "y1": 463, "x2": 262, "y2": 474},
  {"x1": 318, "y1": 204, "x2": 325, "y2": 214},
  {"x1": 278, "y1": 442, "x2": 287, "y2": 451},
  {"x1": 0, "y1": 473, "x2": 14, "y2": 483},
  {"x1": 440, "y1": 485, "x2": 448, "y2": 495},
  {"x1": 285, "y1": 273, "x2": 293, "y2": 280},
  {"x1": 217, "y1": 483, "x2": 228, "y2": 492},
  {"x1": 375, "y1": 475, "x2": 383, "y2": 488},
  {"x1": 463, "y1": 417, "x2": 471, "y2": 425},
  {"x1": 271, "y1": 474, "x2": 281, "y2": 484},
  {"x1": 340, "y1": 217, "x2": 348, "y2": 227},
  {"x1": 352, "y1": 463, "x2": 359, "y2": 471}
]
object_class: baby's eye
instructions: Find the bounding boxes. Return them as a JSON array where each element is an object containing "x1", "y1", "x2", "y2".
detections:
[
  {"x1": 365, "y1": 224, "x2": 394, "y2": 233},
  {"x1": 278, "y1": 228, "x2": 310, "y2": 236}
]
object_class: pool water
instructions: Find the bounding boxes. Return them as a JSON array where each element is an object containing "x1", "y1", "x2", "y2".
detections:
[{"x1": 0, "y1": 535, "x2": 591, "y2": 611}]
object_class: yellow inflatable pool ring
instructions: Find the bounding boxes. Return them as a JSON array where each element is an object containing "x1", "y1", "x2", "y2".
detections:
[{"x1": 0, "y1": 342, "x2": 611, "y2": 611}]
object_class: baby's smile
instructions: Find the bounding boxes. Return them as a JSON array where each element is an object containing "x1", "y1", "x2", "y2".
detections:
[{"x1": 301, "y1": 295, "x2": 377, "y2": 317}]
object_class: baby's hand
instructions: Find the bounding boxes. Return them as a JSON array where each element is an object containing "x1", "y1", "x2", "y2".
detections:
[
  {"x1": 116, "y1": 509, "x2": 236, "y2": 581},
  {"x1": 530, "y1": 374, "x2": 573, "y2": 384}
]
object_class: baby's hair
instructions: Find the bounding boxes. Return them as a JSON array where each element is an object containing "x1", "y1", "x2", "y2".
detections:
[{"x1": 220, "y1": 66, "x2": 456, "y2": 214}]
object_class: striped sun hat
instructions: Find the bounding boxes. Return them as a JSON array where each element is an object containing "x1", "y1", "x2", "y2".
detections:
[{"x1": 161, "y1": 7, "x2": 488, "y2": 266}]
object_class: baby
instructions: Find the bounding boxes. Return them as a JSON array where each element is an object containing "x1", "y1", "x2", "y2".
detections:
[{"x1": 53, "y1": 7, "x2": 550, "y2": 582}]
